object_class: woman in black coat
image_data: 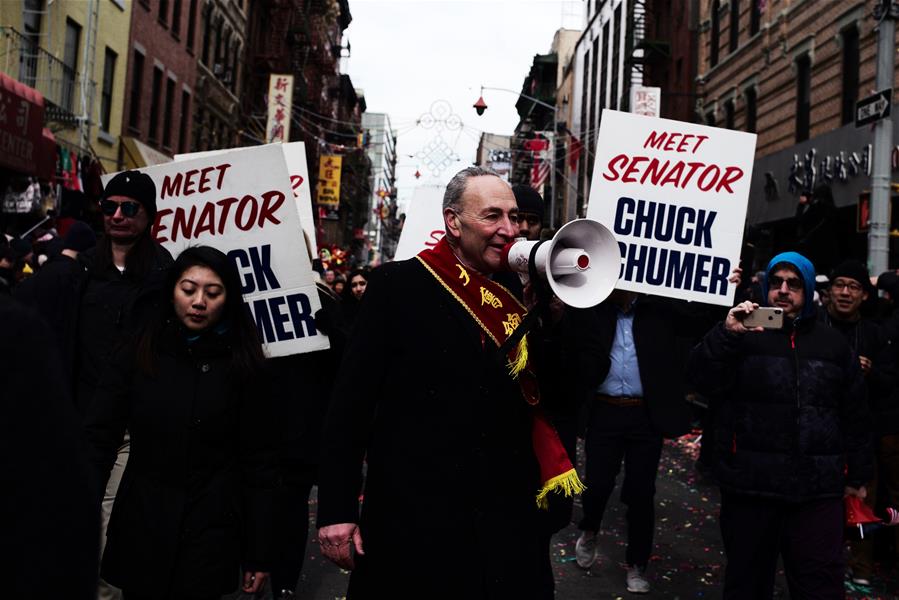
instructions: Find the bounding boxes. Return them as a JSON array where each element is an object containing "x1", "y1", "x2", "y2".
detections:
[{"x1": 85, "y1": 246, "x2": 277, "y2": 600}]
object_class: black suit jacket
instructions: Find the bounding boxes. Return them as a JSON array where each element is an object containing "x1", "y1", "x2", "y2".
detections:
[{"x1": 569, "y1": 296, "x2": 715, "y2": 438}]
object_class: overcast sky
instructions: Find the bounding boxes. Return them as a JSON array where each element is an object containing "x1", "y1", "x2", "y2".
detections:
[{"x1": 344, "y1": 0, "x2": 584, "y2": 207}]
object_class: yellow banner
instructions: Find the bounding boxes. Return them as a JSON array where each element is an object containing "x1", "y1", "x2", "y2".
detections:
[{"x1": 317, "y1": 155, "x2": 342, "y2": 207}]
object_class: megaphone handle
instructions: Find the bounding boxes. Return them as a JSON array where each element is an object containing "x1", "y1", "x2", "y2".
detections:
[{"x1": 495, "y1": 241, "x2": 552, "y2": 360}]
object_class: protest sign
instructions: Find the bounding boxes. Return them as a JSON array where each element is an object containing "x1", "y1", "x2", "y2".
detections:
[
  {"x1": 175, "y1": 142, "x2": 318, "y2": 255},
  {"x1": 587, "y1": 110, "x2": 756, "y2": 306},
  {"x1": 393, "y1": 185, "x2": 445, "y2": 261},
  {"x1": 104, "y1": 144, "x2": 329, "y2": 356}
]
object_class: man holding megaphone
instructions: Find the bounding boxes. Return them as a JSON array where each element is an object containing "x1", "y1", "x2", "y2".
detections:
[{"x1": 316, "y1": 167, "x2": 589, "y2": 600}]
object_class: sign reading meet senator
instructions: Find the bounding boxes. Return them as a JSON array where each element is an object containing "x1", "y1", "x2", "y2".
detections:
[{"x1": 587, "y1": 110, "x2": 757, "y2": 306}]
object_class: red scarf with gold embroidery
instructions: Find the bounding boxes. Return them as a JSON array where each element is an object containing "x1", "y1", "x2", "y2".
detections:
[{"x1": 417, "y1": 237, "x2": 584, "y2": 508}]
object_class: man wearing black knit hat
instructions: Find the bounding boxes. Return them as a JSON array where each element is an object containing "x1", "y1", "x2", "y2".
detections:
[
  {"x1": 820, "y1": 260, "x2": 897, "y2": 587},
  {"x1": 512, "y1": 183, "x2": 545, "y2": 241},
  {"x1": 79, "y1": 170, "x2": 172, "y2": 600}
]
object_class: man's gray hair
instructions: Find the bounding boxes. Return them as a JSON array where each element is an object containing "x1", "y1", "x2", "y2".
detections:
[{"x1": 442, "y1": 166, "x2": 505, "y2": 211}]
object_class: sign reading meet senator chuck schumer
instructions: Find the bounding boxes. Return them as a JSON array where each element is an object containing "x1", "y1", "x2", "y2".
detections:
[
  {"x1": 587, "y1": 110, "x2": 756, "y2": 306},
  {"x1": 104, "y1": 144, "x2": 328, "y2": 357}
]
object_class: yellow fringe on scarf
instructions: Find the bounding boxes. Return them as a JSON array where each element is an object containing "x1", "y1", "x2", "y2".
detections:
[
  {"x1": 507, "y1": 334, "x2": 529, "y2": 378},
  {"x1": 536, "y1": 468, "x2": 586, "y2": 510}
]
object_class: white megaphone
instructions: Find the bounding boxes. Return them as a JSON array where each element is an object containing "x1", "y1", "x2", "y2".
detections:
[{"x1": 500, "y1": 218, "x2": 620, "y2": 308}]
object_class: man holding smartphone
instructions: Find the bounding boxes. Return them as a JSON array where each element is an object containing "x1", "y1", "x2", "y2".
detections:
[{"x1": 688, "y1": 251, "x2": 872, "y2": 599}]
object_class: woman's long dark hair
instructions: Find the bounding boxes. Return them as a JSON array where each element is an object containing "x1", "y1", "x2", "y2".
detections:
[{"x1": 137, "y1": 246, "x2": 265, "y2": 380}]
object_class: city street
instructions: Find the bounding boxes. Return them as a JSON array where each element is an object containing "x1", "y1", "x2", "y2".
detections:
[{"x1": 229, "y1": 433, "x2": 898, "y2": 600}]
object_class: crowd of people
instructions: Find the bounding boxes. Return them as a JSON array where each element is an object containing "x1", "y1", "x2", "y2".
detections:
[{"x1": 2, "y1": 166, "x2": 898, "y2": 600}]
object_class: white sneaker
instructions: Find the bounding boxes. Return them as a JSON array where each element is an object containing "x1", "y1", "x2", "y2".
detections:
[
  {"x1": 626, "y1": 565, "x2": 650, "y2": 594},
  {"x1": 575, "y1": 530, "x2": 598, "y2": 568}
]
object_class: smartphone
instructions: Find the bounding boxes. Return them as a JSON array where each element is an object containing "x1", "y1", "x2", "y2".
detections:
[{"x1": 742, "y1": 306, "x2": 784, "y2": 329}]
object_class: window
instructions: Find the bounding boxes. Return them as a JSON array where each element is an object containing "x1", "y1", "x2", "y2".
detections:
[
  {"x1": 214, "y1": 19, "x2": 223, "y2": 65},
  {"x1": 178, "y1": 90, "x2": 191, "y2": 153},
  {"x1": 600, "y1": 20, "x2": 609, "y2": 113},
  {"x1": 194, "y1": 107, "x2": 205, "y2": 151},
  {"x1": 162, "y1": 77, "x2": 175, "y2": 148},
  {"x1": 187, "y1": 0, "x2": 198, "y2": 50},
  {"x1": 201, "y1": 6, "x2": 211, "y2": 64},
  {"x1": 706, "y1": 110, "x2": 716, "y2": 127},
  {"x1": 128, "y1": 51, "x2": 144, "y2": 130},
  {"x1": 611, "y1": 4, "x2": 622, "y2": 109},
  {"x1": 729, "y1": 0, "x2": 739, "y2": 52},
  {"x1": 62, "y1": 18, "x2": 81, "y2": 112},
  {"x1": 231, "y1": 44, "x2": 240, "y2": 92},
  {"x1": 588, "y1": 40, "x2": 598, "y2": 142},
  {"x1": 149, "y1": 66, "x2": 163, "y2": 143},
  {"x1": 171, "y1": 0, "x2": 182, "y2": 37},
  {"x1": 20, "y1": 0, "x2": 42, "y2": 87},
  {"x1": 744, "y1": 87, "x2": 757, "y2": 133},
  {"x1": 750, "y1": 0, "x2": 760, "y2": 35},
  {"x1": 724, "y1": 99, "x2": 735, "y2": 129},
  {"x1": 159, "y1": 0, "x2": 169, "y2": 26},
  {"x1": 100, "y1": 48, "x2": 117, "y2": 132},
  {"x1": 841, "y1": 25, "x2": 860, "y2": 125},
  {"x1": 795, "y1": 54, "x2": 811, "y2": 142},
  {"x1": 710, "y1": 1, "x2": 720, "y2": 67}
]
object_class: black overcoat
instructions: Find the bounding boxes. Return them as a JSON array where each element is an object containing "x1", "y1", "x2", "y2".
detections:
[
  {"x1": 84, "y1": 323, "x2": 277, "y2": 597},
  {"x1": 317, "y1": 260, "x2": 546, "y2": 600}
]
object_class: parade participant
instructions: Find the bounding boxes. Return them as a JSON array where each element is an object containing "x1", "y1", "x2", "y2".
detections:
[
  {"x1": 13, "y1": 221, "x2": 96, "y2": 381},
  {"x1": 341, "y1": 268, "x2": 369, "y2": 329},
  {"x1": 512, "y1": 183, "x2": 545, "y2": 241},
  {"x1": 1, "y1": 295, "x2": 98, "y2": 599},
  {"x1": 510, "y1": 183, "x2": 576, "y2": 600},
  {"x1": 688, "y1": 251, "x2": 872, "y2": 599},
  {"x1": 268, "y1": 242, "x2": 349, "y2": 600},
  {"x1": 317, "y1": 166, "x2": 581, "y2": 599},
  {"x1": 820, "y1": 260, "x2": 896, "y2": 585},
  {"x1": 84, "y1": 246, "x2": 277, "y2": 600},
  {"x1": 76, "y1": 170, "x2": 173, "y2": 600},
  {"x1": 572, "y1": 288, "x2": 715, "y2": 594}
]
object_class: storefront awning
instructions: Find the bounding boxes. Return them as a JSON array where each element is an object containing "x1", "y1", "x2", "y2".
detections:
[
  {"x1": 0, "y1": 71, "x2": 46, "y2": 175},
  {"x1": 121, "y1": 136, "x2": 172, "y2": 169}
]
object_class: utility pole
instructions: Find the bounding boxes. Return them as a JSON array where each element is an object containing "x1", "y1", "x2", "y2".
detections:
[{"x1": 869, "y1": 0, "x2": 897, "y2": 275}]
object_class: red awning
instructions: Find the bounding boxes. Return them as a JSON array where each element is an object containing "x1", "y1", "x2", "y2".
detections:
[{"x1": 0, "y1": 71, "x2": 46, "y2": 176}]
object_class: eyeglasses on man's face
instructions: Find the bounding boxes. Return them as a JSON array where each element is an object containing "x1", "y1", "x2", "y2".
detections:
[
  {"x1": 769, "y1": 274, "x2": 803, "y2": 292},
  {"x1": 100, "y1": 199, "x2": 142, "y2": 218},
  {"x1": 831, "y1": 279, "x2": 863, "y2": 294}
]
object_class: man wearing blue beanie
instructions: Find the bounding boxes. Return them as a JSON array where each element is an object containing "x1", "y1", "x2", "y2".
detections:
[{"x1": 688, "y1": 251, "x2": 872, "y2": 599}]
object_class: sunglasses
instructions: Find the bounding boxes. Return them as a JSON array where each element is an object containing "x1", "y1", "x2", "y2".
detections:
[
  {"x1": 769, "y1": 274, "x2": 803, "y2": 292},
  {"x1": 100, "y1": 199, "x2": 142, "y2": 217}
]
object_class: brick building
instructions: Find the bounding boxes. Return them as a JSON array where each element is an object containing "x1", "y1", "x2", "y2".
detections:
[
  {"x1": 120, "y1": 0, "x2": 200, "y2": 167},
  {"x1": 245, "y1": 0, "x2": 371, "y2": 253},
  {"x1": 696, "y1": 0, "x2": 899, "y2": 268},
  {"x1": 193, "y1": 0, "x2": 247, "y2": 151},
  {"x1": 570, "y1": 0, "x2": 700, "y2": 218}
]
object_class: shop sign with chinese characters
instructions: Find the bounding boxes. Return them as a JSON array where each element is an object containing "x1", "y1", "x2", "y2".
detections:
[
  {"x1": 266, "y1": 74, "x2": 293, "y2": 143},
  {"x1": 317, "y1": 155, "x2": 342, "y2": 209}
]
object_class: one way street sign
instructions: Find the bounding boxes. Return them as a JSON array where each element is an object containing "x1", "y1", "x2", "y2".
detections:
[{"x1": 856, "y1": 89, "x2": 893, "y2": 127}]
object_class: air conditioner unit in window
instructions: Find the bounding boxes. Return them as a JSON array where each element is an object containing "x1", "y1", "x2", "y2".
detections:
[{"x1": 213, "y1": 63, "x2": 224, "y2": 76}]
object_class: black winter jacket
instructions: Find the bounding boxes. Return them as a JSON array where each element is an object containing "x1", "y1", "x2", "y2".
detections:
[
  {"x1": 84, "y1": 323, "x2": 278, "y2": 597},
  {"x1": 818, "y1": 309, "x2": 898, "y2": 435},
  {"x1": 74, "y1": 242, "x2": 173, "y2": 413},
  {"x1": 688, "y1": 318, "x2": 873, "y2": 501},
  {"x1": 12, "y1": 253, "x2": 87, "y2": 383}
]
